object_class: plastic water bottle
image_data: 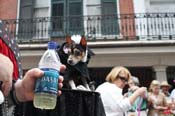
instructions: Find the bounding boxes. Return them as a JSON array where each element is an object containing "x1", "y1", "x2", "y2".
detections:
[{"x1": 33, "y1": 41, "x2": 61, "y2": 109}]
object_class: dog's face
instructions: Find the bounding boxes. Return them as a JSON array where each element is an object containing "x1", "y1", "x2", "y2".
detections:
[{"x1": 65, "y1": 35, "x2": 87, "y2": 65}]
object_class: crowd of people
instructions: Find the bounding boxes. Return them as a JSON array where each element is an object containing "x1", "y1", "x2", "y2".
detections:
[{"x1": 96, "y1": 66, "x2": 175, "y2": 116}]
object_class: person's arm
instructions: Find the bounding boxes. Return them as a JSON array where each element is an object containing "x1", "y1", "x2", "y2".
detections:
[
  {"x1": 147, "y1": 92, "x2": 154, "y2": 107},
  {"x1": 105, "y1": 86, "x2": 147, "y2": 112},
  {"x1": 155, "y1": 94, "x2": 168, "y2": 110},
  {"x1": 128, "y1": 87, "x2": 147, "y2": 105}
]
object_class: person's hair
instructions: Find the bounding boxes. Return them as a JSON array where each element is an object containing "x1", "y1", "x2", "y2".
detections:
[
  {"x1": 106, "y1": 66, "x2": 131, "y2": 83},
  {"x1": 130, "y1": 76, "x2": 140, "y2": 86},
  {"x1": 149, "y1": 80, "x2": 160, "y2": 92}
]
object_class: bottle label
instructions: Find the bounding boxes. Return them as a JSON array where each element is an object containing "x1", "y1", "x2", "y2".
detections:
[{"x1": 34, "y1": 69, "x2": 59, "y2": 94}]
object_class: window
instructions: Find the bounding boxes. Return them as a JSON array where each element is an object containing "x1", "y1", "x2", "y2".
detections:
[
  {"x1": 101, "y1": 0, "x2": 119, "y2": 35},
  {"x1": 51, "y1": 0, "x2": 83, "y2": 36}
]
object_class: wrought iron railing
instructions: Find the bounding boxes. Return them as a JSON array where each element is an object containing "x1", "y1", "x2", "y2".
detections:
[{"x1": 1, "y1": 13, "x2": 175, "y2": 43}]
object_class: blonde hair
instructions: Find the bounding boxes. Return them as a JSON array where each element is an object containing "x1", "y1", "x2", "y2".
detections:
[
  {"x1": 149, "y1": 80, "x2": 160, "y2": 92},
  {"x1": 106, "y1": 66, "x2": 131, "y2": 83}
]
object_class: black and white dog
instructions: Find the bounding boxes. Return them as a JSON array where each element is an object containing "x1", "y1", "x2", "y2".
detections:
[{"x1": 57, "y1": 35, "x2": 94, "y2": 90}]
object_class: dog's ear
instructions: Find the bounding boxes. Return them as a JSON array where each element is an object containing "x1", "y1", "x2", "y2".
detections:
[
  {"x1": 66, "y1": 35, "x2": 72, "y2": 44},
  {"x1": 80, "y1": 35, "x2": 87, "y2": 47}
]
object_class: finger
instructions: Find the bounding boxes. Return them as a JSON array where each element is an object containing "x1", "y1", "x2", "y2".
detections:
[
  {"x1": 58, "y1": 90, "x2": 62, "y2": 96},
  {"x1": 58, "y1": 76, "x2": 64, "y2": 83},
  {"x1": 60, "y1": 65, "x2": 66, "y2": 72},
  {"x1": 25, "y1": 68, "x2": 44, "y2": 80},
  {"x1": 58, "y1": 82, "x2": 63, "y2": 89},
  {"x1": 22, "y1": 68, "x2": 44, "y2": 90}
]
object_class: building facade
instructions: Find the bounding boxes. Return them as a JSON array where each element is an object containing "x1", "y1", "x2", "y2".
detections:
[{"x1": 0, "y1": 0, "x2": 18, "y2": 19}]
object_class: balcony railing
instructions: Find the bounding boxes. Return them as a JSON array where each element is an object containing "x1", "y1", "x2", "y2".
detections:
[{"x1": 1, "y1": 13, "x2": 175, "y2": 43}]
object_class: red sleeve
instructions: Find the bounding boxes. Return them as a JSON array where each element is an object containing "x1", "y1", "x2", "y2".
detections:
[{"x1": 0, "y1": 38, "x2": 19, "y2": 80}]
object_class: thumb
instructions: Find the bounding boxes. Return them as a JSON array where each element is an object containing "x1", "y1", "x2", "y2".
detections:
[
  {"x1": 25, "y1": 68, "x2": 44, "y2": 79},
  {"x1": 22, "y1": 68, "x2": 44, "y2": 89}
]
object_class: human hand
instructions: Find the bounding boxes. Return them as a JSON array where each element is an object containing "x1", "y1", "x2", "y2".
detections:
[
  {"x1": 129, "y1": 85, "x2": 139, "y2": 92},
  {"x1": 135, "y1": 87, "x2": 147, "y2": 97},
  {"x1": 15, "y1": 65, "x2": 65, "y2": 102},
  {"x1": 0, "y1": 53, "x2": 13, "y2": 96},
  {"x1": 129, "y1": 87, "x2": 147, "y2": 104},
  {"x1": 123, "y1": 93, "x2": 128, "y2": 98}
]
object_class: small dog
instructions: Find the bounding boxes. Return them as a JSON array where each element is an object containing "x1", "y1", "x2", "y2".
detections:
[{"x1": 57, "y1": 35, "x2": 94, "y2": 90}]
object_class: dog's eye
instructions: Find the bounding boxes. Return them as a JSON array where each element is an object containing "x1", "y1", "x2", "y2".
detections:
[
  {"x1": 67, "y1": 50, "x2": 71, "y2": 55},
  {"x1": 74, "y1": 50, "x2": 81, "y2": 56},
  {"x1": 65, "y1": 44, "x2": 71, "y2": 49}
]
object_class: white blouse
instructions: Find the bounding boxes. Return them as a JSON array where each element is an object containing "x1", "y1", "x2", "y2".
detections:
[{"x1": 96, "y1": 82, "x2": 131, "y2": 116}]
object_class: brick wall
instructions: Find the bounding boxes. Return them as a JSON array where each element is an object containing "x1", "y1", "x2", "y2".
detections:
[
  {"x1": 119, "y1": 0, "x2": 136, "y2": 40},
  {"x1": 119, "y1": 0, "x2": 134, "y2": 14},
  {"x1": 0, "y1": 0, "x2": 18, "y2": 19}
]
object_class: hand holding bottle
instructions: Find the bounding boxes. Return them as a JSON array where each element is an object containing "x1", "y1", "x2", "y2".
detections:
[
  {"x1": 14, "y1": 42, "x2": 65, "y2": 110},
  {"x1": 14, "y1": 65, "x2": 65, "y2": 103}
]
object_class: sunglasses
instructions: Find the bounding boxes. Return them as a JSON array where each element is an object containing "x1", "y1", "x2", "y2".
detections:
[{"x1": 118, "y1": 75, "x2": 128, "y2": 83}]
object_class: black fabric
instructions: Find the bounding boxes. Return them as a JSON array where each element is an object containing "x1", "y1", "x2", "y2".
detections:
[
  {"x1": 63, "y1": 62, "x2": 90, "y2": 81},
  {"x1": 23, "y1": 89, "x2": 106, "y2": 116},
  {"x1": 60, "y1": 62, "x2": 90, "y2": 89},
  {"x1": 14, "y1": 103, "x2": 25, "y2": 116},
  {"x1": 57, "y1": 42, "x2": 94, "y2": 89}
]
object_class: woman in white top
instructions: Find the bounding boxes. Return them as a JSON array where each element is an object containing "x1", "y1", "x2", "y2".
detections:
[{"x1": 96, "y1": 66, "x2": 147, "y2": 116}]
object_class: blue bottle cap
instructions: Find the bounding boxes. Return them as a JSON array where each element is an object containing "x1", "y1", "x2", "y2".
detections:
[{"x1": 48, "y1": 41, "x2": 57, "y2": 49}]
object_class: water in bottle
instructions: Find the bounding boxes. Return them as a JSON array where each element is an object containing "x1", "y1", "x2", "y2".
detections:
[{"x1": 33, "y1": 41, "x2": 61, "y2": 109}]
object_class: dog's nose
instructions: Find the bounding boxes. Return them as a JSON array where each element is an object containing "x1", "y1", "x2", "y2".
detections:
[{"x1": 68, "y1": 60, "x2": 73, "y2": 65}]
